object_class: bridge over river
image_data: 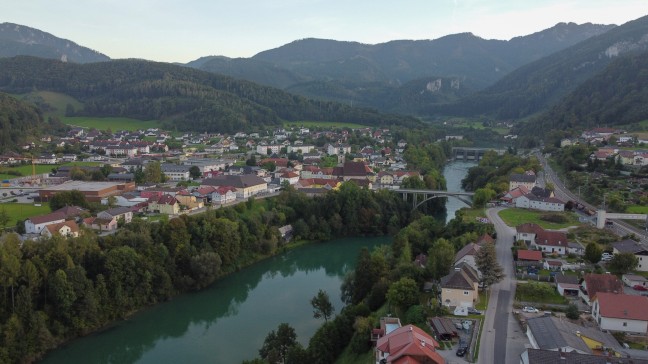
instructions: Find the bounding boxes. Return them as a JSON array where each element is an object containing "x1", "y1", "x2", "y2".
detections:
[{"x1": 393, "y1": 188, "x2": 475, "y2": 210}]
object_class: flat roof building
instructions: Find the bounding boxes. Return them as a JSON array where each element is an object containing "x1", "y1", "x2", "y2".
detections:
[{"x1": 39, "y1": 181, "x2": 136, "y2": 202}]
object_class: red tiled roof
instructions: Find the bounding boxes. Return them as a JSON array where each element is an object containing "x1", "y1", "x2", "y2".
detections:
[
  {"x1": 516, "y1": 223, "x2": 544, "y2": 235},
  {"x1": 28, "y1": 212, "x2": 66, "y2": 225},
  {"x1": 596, "y1": 292, "x2": 648, "y2": 321},
  {"x1": 476, "y1": 234, "x2": 494, "y2": 245},
  {"x1": 584, "y1": 274, "x2": 623, "y2": 300},
  {"x1": 535, "y1": 230, "x2": 568, "y2": 247},
  {"x1": 517, "y1": 250, "x2": 542, "y2": 261},
  {"x1": 376, "y1": 325, "x2": 443, "y2": 364}
]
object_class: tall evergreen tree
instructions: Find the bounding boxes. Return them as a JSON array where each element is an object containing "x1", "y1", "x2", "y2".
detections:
[{"x1": 475, "y1": 242, "x2": 504, "y2": 287}]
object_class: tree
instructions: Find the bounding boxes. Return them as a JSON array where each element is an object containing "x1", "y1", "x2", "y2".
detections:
[
  {"x1": 49, "y1": 190, "x2": 90, "y2": 211},
  {"x1": 387, "y1": 277, "x2": 419, "y2": 311},
  {"x1": 475, "y1": 242, "x2": 504, "y2": 287},
  {"x1": 426, "y1": 238, "x2": 455, "y2": 279},
  {"x1": 259, "y1": 323, "x2": 297, "y2": 364},
  {"x1": 310, "y1": 289, "x2": 334, "y2": 322},
  {"x1": 566, "y1": 304, "x2": 580, "y2": 320},
  {"x1": 608, "y1": 252, "x2": 639, "y2": 275},
  {"x1": 584, "y1": 242, "x2": 602, "y2": 264},
  {"x1": 144, "y1": 161, "x2": 165, "y2": 183},
  {"x1": 472, "y1": 187, "x2": 496, "y2": 208},
  {"x1": 189, "y1": 166, "x2": 201, "y2": 180},
  {"x1": 0, "y1": 208, "x2": 9, "y2": 227}
]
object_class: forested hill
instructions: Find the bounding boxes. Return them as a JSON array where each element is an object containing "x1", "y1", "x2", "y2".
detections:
[
  {"x1": 0, "y1": 23, "x2": 109, "y2": 63},
  {"x1": 0, "y1": 57, "x2": 421, "y2": 132},
  {"x1": 425, "y1": 14, "x2": 648, "y2": 120},
  {"x1": 0, "y1": 92, "x2": 60, "y2": 151},
  {"x1": 520, "y1": 50, "x2": 648, "y2": 136}
]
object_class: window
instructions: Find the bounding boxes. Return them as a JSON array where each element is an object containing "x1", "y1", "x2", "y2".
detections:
[
  {"x1": 464, "y1": 291, "x2": 469, "y2": 295},
  {"x1": 623, "y1": 322, "x2": 627, "y2": 327}
]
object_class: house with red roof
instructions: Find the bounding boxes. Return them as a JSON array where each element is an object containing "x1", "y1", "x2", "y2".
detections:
[
  {"x1": 375, "y1": 324, "x2": 444, "y2": 364},
  {"x1": 83, "y1": 217, "x2": 118, "y2": 232},
  {"x1": 532, "y1": 230, "x2": 569, "y2": 255},
  {"x1": 592, "y1": 292, "x2": 648, "y2": 334},
  {"x1": 211, "y1": 186, "x2": 237, "y2": 205},
  {"x1": 476, "y1": 234, "x2": 495, "y2": 246},
  {"x1": 579, "y1": 273, "x2": 623, "y2": 306},
  {"x1": 40, "y1": 220, "x2": 80, "y2": 238},
  {"x1": 148, "y1": 195, "x2": 180, "y2": 215},
  {"x1": 517, "y1": 250, "x2": 543, "y2": 262},
  {"x1": 279, "y1": 171, "x2": 300, "y2": 185},
  {"x1": 501, "y1": 185, "x2": 530, "y2": 204},
  {"x1": 516, "y1": 223, "x2": 544, "y2": 245},
  {"x1": 25, "y1": 212, "x2": 66, "y2": 234}
]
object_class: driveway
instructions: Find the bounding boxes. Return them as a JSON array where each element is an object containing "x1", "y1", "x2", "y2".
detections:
[{"x1": 478, "y1": 207, "x2": 529, "y2": 364}]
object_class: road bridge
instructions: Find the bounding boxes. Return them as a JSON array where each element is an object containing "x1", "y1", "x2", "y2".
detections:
[
  {"x1": 596, "y1": 210, "x2": 648, "y2": 230},
  {"x1": 451, "y1": 147, "x2": 507, "y2": 161},
  {"x1": 393, "y1": 188, "x2": 474, "y2": 210}
]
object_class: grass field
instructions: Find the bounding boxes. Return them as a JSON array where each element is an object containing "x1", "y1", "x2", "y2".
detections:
[
  {"x1": 516, "y1": 282, "x2": 568, "y2": 305},
  {"x1": 61, "y1": 116, "x2": 162, "y2": 131},
  {"x1": 283, "y1": 121, "x2": 367, "y2": 129},
  {"x1": 457, "y1": 207, "x2": 486, "y2": 223},
  {"x1": 0, "y1": 203, "x2": 51, "y2": 228},
  {"x1": 628, "y1": 205, "x2": 648, "y2": 214},
  {"x1": 498, "y1": 208, "x2": 581, "y2": 229},
  {"x1": 13, "y1": 91, "x2": 84, "y2": 117},
  {"x1": 0, "y1": 164, "x2": 58, "y2": 180},
  {"x1": 61, "y1": 161, "x2": 103, "y2": 167}
]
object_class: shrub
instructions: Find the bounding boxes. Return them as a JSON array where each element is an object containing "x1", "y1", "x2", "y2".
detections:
[{"x1": 539, "y1": 213, "x2": 568, "y2": 223}]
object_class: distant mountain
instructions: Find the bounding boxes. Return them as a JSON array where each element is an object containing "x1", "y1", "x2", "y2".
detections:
[
  {"x1": 193, "y1": 22, "x2": 613, "y2": 89},
  {"x1": 0, "y1": 56, "x2": 419, "y2": 133},
  {"x1": 0, "y1": 22, "x2": 109, "y2": 63},
  {"x1": 188, "y1": 22, "x2": 613, "y2": 114},
  {"x1": 523, "y1": 50, "x2": 648, "y2": 135},
  {"x1": 432, "y1": 14, "x2": 648, "y2": 120}
]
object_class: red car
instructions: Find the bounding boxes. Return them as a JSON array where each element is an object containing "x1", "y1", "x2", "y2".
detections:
[{"x1": 634, "y1": 285, "x2": 648, "y2": 291}]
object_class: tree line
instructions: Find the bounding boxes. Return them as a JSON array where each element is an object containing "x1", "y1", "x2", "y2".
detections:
[{"x1": 0, "y1": 182, "x2": 413, "y2": 363}]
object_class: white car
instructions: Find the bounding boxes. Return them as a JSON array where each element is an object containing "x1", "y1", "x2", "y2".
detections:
[
  {"x1": 601, "y1": 253, "x2": 613, "y2": 261},
  {"x1": 523, "y1": 306, "x2": 539, "y2": 313}
]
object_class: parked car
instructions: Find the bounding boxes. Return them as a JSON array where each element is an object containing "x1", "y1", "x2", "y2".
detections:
[
  {"x1": 601, "y1": 253, "x2": 613, "y2": 261},
  {"x1": 467, "y1": 307, "x2": 482, "y2": 315},
  {"x1": 634, "y1": 285, "x2": 648, "y2": 291},
  {"x1": 523, "y1": 306, "x2": 540, "y2": 313},
  {"x1": 456, "y1": 346, "x2": 468, "y2": 357}
]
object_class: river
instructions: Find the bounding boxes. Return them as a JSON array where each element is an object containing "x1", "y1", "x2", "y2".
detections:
[
  {"x1": 442, "y1": 160, "x2": 477, "y2": 223},
  {"x1": 41, "y1": 237, "x2": 390, "y2": 364}
]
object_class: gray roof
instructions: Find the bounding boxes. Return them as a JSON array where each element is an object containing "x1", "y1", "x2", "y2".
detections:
[
  {"x1": 554, "y1": 273, "x2": 579, "y2": 285},
  {"x1": 441, "y1": 264, "x2": 478, "y2": 290},
  {"x1": 526, "y1": 348, "x2": 648, "y2": 364},
  {"x1": 613, "y1": 239, "x2": 647, "y2": 254},
  {"x1": 161, "y1": 164, "x2": 191, "y2": 173},
  {"x1": 526, "y1": 316, "x2": 621, "y2": 353},
  {"x1": 202, "y1": 174, "x2": 267, "y2": 189},
  {"x1": 510, "y1": 173, "x2": 536, "y2": 183}
]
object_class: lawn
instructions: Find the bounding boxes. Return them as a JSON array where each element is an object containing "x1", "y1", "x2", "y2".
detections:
[
  {"x1": 515, "y1": 282, "x2": 567, "y2": 305},
  {"x1": 0, "y1": 203, "x2": 51, "y2": 228},
  {"x1": 61, "y1": 161, "x2": 103, "y2": 167},
  {"x1": 498, "y1": 208, "x2": 581, "y2": 229},
  {"x1": 0, "y1": 164, "x2": 58, "y2": 180},
  {"x1": 627, "y1": 205, "x2": 648, "y2": 214},
  {"x1": 475, "y1": 290, "x2": 489, "y2": 311},
  {"x1": 283, "y1": 120, "x2": 367, "y2": 129},
  {"x1": 14, "y1": 91, "x2": 84, "y2": 117},
  {"x1": 457, "y1": 207, "x2": 486, "y2": 224},
  {"x1": 61, "y1": 116, "x2": 162, "y2": 131}
]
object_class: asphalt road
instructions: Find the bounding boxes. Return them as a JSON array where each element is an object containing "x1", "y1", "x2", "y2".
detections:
[{"x1": 478, "y1": 207, "x2": 525, "y2": 364}]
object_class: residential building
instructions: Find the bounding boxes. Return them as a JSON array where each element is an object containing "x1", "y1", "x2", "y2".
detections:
[
  {"x1": 515, "y1": 194, "x2": 565, "y2": 212},
  {"x1": 592, "y1": 292, "x2": 648, "y2": 334},
  {"x1": 612, "y1": 239, "x2": 648, "y2": 272},
  {"x1": 517, "y1": 250, "x2": 543, "y2": 262},
  {"x1": 97, "y1": 206, "x2": 133, "y2": 224},
  {"x1": 453, "y1": 243, "x2": 480, "y2": 272},
  {"x1": 326, "y1": 142, "x2": 351, "y2": 156},
  {"x1": 554, "y1": 273, "x2": 580, "y2": 297},
  {"x1": 175, "y1": 190, "x2": 204, "y2": 209},
  {"x1": 202, "y1": 174, "x2": 267, "y2": 198},
  {"x1": 25, "y1": 212, "x2": 66, "y2": 234},
  {"x1": 375, "y1": 324, "x2": 444, "y2": 364},
  {"x1": 532, "y1": 230, "x2": 569, "y2": 256},
  {"x1": 440, "y1": 263, "x2": 479, "y2": 308},
  {"x1": 83, "y1": 217, "x2": 118, "y2": 232},
  {"x1": 256, "y1": 144, "x2": 281, "y2": 155},
  {"x1": 148, "y1": 195, "x2": 180, "y2": 215},
  {"x1": 579, "y1": 273, "x2": 623, "y2": 306},
  {"x1": 40, "y1": 220, "x2": 80, "y2": 238},
  {"x1": 500, "y1": 186, "x2": 530, "y2": 204},
  {"x1": 526, "y1": 316, "x2": 622, "y2": 355},
  {"x1": 520, "y1": 348, "x2": 648, "y2": 364},
  {"x1": 210, "y1": 186, "x2": 237, "y2": 205},
  {"x1": 623, "y1": 274, "x2": 648, "y2": 288},
  {"x1": 516, "y1": 223, "x2": 544, "y2": 244},
  {"x1": 509, "y1": 173, "x2": 536, "y2": 190},
  {"x1": 279, "y1": 171, "x2": 300, "y2": 185},
  {"x1": 161, "y1": 164, "x2": 192, "y2": 181}
]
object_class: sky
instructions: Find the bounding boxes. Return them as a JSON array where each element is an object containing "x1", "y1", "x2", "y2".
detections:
[{"x1": 2, "y1": 0, "x2": 648, "y2": 63}]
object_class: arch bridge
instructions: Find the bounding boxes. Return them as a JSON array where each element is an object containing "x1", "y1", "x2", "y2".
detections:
[{"x1": 394, "y1": 189, "x2": 475, "y2": 210}]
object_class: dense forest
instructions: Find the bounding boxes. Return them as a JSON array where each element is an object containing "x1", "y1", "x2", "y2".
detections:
[
  {"x1": 0, "y1": 92, "x2": 65, "y2": 151},
  {"x1": 523, "y1": 51, "x2": 648, "y2": 136},
  {"x1": 0, "y1": 56, "x2": 421, "y2": 133},
  {"x1": 461, "y1": 151, "x2": 541, "y2": 193},
  {"x1": 0, "y1": 183, "x2": 414, "y2": 363}
]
